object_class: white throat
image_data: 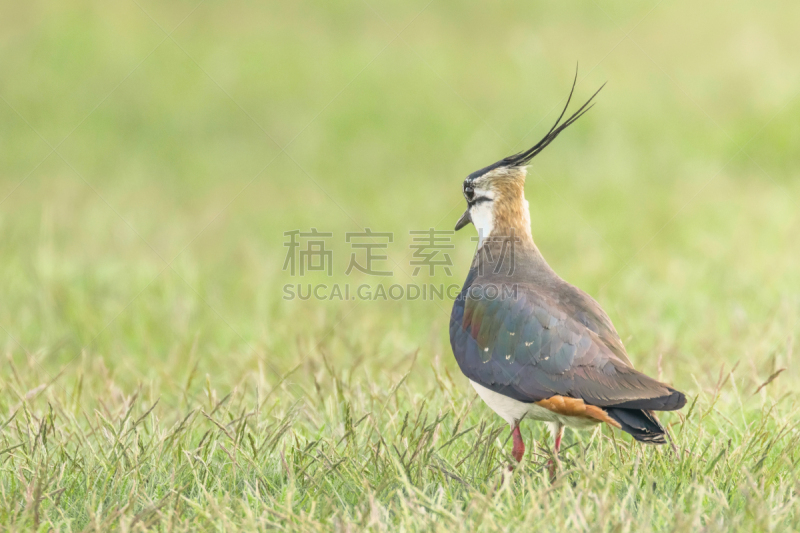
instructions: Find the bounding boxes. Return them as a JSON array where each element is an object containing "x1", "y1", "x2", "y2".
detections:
[
  {"x1": 471, "y1": 195, "x2": 532, "y2": 247},
  {"x1": 470, "y1": 202, "x2": 494, "y2": 247}
]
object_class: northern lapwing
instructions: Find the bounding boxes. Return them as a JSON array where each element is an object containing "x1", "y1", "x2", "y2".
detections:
[{"x1": 449, "y1": 78, "x2": 686, "y2": 477}]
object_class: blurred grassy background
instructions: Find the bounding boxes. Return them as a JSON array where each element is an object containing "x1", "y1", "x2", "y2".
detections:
[
  {"x1": 1, "y1": 0, "x2": 799, "y2": 529},
  {"x1": 2, "y1": 0, "x2": 798, "y2": 395}
]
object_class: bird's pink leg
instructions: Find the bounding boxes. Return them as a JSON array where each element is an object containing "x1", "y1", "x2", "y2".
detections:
[
  {"x1": 548, "y1": 424, "x2": 564, "y2": 481},
  {"x1": 554, "y1": 425, "x2": 564, "y2": 453},
  {"x1": 511, "y1": 425, "x2": 525, "y2": 463}
]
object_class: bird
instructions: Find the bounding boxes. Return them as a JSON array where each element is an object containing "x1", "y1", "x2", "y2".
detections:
[{"x1": 449, "y1": 75, "x2": 686, "y2": 478}]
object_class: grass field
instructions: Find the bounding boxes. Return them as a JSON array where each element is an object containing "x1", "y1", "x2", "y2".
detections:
[{"x1": 2, "y1": 0, "x2": 800, "y2": 530}]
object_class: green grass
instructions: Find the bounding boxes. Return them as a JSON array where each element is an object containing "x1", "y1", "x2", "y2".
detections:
[{"x1": 1, "y1": 0, "x2": 800, "y2": 530}]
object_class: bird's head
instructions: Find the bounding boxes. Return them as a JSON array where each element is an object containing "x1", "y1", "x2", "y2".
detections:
[
  {"x1": 455, "y1": 163, "x2": 529, "y2": 244},
  {"x1": 455, "y1": 75, "x2": 604, "y2": 246}
]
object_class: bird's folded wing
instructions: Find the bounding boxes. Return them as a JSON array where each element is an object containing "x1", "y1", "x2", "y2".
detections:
[{"x1": 449, "y1": 283, "x2": 684, "y2": 410}]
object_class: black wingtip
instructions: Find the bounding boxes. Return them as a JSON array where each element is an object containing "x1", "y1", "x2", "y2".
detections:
[
  {"x1": 607, "y1": 388, "x2": 686, "y2": 411},
  {"x1": 665, "y1": 389, "x2": 687, "y2": 411}
]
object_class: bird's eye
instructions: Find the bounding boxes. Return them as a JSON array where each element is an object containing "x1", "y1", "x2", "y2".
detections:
[{"x1": 464, "y1": 186, "x2": 475, "y2": 202}]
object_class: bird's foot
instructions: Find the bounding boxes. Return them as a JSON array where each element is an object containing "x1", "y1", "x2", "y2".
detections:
[
  {"x1": 547, "y1": 458, "x2": 559, "y2": 483},
  {"x1": 497, "y1": 425, "x2": 525, "y2": 484},
  {"x1": 546, "y1": 423, "x2": 564, "y2": 483}
]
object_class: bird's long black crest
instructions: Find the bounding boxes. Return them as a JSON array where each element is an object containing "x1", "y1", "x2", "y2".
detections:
[{"x1": 503, "y1": 69, "x2": 604, "y2": 169}]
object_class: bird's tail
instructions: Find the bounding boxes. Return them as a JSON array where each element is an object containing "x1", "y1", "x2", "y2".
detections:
[{"x1": 606, "y1": 408, "x2": 667, "y2": 444}]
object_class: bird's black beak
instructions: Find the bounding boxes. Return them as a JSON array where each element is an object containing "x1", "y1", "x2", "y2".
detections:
[{"x1": 454, "y1": 209, "x2": 471, "y2": 231}]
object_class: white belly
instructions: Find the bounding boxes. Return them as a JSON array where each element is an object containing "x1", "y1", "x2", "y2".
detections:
[{"x1": 469, "y1": 380, "x2": 599, "y2": 431}]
